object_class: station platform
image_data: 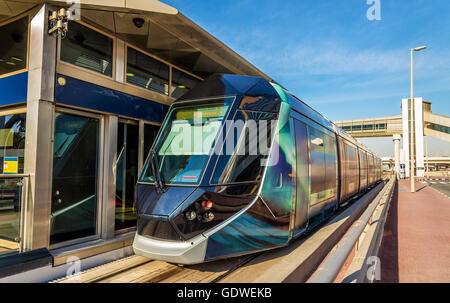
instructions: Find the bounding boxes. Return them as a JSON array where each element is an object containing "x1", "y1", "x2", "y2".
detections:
[{"x1": 378, "y1": 179, "x2": 450, "y2": 283}]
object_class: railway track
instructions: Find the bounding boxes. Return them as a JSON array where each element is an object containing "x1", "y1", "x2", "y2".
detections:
[
  {"x1": 51, "y1": 253, "x2": 259, "y2": 283},
  {"x1": 52, "y1": 178, "x2": 394, "y2": 284}
]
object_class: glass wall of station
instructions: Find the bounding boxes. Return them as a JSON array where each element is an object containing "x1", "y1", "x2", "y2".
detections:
[
  {"x1": 0, "y1": 110, "x2": 26, "y2": 256},
  {"x1": 0, "y1": 13, "x2": 29, "y2": 257}
]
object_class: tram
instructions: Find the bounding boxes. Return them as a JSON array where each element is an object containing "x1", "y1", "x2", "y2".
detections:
[{"x1": 133, "y1": 74, "x2": 382, "y2": 264}]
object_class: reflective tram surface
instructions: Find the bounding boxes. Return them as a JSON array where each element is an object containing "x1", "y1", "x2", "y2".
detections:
[{"x1": 133, "y1": 74, "x2": 382, "y2": 264}]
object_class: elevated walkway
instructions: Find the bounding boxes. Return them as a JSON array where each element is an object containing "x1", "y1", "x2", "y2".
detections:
[
  {"x1": 335, "y1": 115, "x2": 403, "y2": 138},
  {"x1": 424, "y1": 112, "x2": 450, "y2": 142},
  {"x1": 335, "y1": 103, "x2": 450, "y2": 142}
]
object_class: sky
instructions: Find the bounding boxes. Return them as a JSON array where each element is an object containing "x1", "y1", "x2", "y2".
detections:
[{"x1": 163, "y1": 0, "x2": 450, "y2": 157}]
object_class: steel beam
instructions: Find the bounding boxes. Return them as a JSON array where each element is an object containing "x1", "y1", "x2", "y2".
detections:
[{"x1": 23, "y1": 4, "x2": 57, "y2": 251}]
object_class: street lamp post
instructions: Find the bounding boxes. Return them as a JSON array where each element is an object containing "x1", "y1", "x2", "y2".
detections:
[{"x1": 410, "y1": 45, "x2": 427, "y2": 193}]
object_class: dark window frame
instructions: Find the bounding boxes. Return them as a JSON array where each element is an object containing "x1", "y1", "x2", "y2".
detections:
[
  {"x1": 0, "y1": 14, "x2": 30, "y2": 78},
  {"x1": 171, "y1": 67, "x2": 201, "y2": 99},
  {"x1": 125, "y1": 45, "x2": 170, "y2": 96},
  {"x1": 59, "y1": 20, "x2": 115, "y2": 79}
]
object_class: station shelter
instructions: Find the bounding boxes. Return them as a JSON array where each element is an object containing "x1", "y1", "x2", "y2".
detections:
[{"x1": 0, "y1": 0, "x2": 270, "y2": 279}]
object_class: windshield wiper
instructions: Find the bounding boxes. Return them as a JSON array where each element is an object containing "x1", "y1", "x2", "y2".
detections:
[{"x1": 150, "y1": 150, "x2": 167, "y2": 194}]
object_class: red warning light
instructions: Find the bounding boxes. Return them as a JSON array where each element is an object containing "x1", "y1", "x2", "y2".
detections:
[{"x1": 201, "y1": 200, "x2": 213, "y2": 210}]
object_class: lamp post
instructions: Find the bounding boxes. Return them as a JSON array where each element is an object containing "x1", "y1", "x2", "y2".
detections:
[{"x1": 410, "y1": 45, "x2": 426, "y2": 193}]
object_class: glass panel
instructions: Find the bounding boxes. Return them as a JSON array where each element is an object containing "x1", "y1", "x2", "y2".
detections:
[
  {"x1": 171, "y1": 68, "x2": 201, "y2": 99},
  {"x1": 126, "y1": 47, "x2": 169, "y2": 95},
  {"x1": 61, "y1": 21, "x2": 113, "y2": 77},
  {"x1": 211, "y1": 111, "x2": 277, "y2": 184},
  {"x1": 0, "y1": 17, "x2": 28, "y2": 76},
  {"x1": 309, "y1": 127, "x2": 326, "y2": 205},
  {"x1": 50, "y1": 113, "x2": 99, "y2": 244},
  {"x1": 0, "y1": 177, "x2": 21, "y2": 256},
  {"x1": 324, "y1": 134, "x2": 338, "y2": 193},
  {"x1": 140, "y1": 98, "x2": 233, "y2": 185},
  {"x1": 0, "y1": 113, "x2": 26, "y2": 174},
  {"x1": 143, "y1": 124, "x2": 159, "y2": 163},
  {"x1": 115, "y1": 123, "x2": 139, "y2": 230},
  {"x1": 347, "y1": 144, "x2": 358, "y2": 193}
]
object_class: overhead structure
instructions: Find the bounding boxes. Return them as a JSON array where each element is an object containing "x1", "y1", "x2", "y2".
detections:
[
  {"x1": 0, "y1": 0, "x2": 272, "y2": 82},
  {"x1": 336, "y1": 100, "x2": 450, "y2": 178},
  {"x1": 335, "y1": 101, "x2": 449, "y2": 142}
]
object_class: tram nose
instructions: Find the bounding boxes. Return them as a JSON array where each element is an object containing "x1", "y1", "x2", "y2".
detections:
[{"x1": 136, "y1": 184, "x2": 197, "y2": 216}]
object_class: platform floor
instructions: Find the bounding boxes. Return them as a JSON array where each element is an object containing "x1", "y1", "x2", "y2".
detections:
[{"x1": 378, "y1": 179, "x2": 450, "y2": 283}]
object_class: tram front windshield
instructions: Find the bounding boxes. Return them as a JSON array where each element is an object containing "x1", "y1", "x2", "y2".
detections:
[{"x1": 140, "y1": 97, "x2": 233, "y2": 185}]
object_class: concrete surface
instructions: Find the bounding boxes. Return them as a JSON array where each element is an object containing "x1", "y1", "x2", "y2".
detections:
[{"x1": 378, "y1": 179, "x2": 450, "y2": 283}]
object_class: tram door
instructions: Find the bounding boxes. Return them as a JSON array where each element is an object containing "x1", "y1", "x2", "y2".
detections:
[{"x1": 293, "y1": 120, "x2": 309, "y2": 231}]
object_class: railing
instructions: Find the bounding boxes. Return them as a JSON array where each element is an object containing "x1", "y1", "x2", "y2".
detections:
[
  {"x1": 0, "y1": 174, "x2": 29, "y2": 256},
  {"x1": 308, "y1": 176, "x2": 396, "y2": 283}
]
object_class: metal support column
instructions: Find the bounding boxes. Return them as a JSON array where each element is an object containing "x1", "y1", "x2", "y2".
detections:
[
  {"x1": 101, "y1": 115, "x2": 118, "y2": 239},
  {"x1": 393, "y1": 134, "x2": 401, "y2": 177},
  {"x1": 23, "y1": 4, "x2": 57, "y2": 250}
]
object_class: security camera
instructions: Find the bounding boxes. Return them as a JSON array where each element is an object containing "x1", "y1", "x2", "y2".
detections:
[{"x1": 133, "y1": 17, "x2": 145, "y2": 29}]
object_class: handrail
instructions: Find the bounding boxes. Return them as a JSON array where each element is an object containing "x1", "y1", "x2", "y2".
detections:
[{"x1": 308, "y1": 177, "x2": 395, "y2": 283}]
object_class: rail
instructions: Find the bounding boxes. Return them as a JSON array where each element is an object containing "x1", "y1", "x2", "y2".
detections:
[{"x1": 308, "y1": 176, "x2": 396, "y2": 283}]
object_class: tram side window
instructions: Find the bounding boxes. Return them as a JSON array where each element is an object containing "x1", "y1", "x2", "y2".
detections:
[
  {"x1": 0, "y1": 17, "x2": 28, "y2": 76},
  {"x1": 60, "y1": 21, "x2": 113, "y2": 77},
  {"x1": 211, "y1": 111, "x2": 277, "y2": 184},
  {"x1": 309, "y1": 127, "x2": 326, "y2": 204},
  {"x1": 324, "y1": 134, "x2": 338, "y2": 191},
  {"x1": 348, "y1": 145, "x2": 358, "y2": 173},
  {"x1": 347, "y1": 144, "x2": 358, "y2": 192},
  {"x1": 360, "y1": 151, "x2": 367, "y2": 178},
  {"x1": 0, "y1": 113, "x2": 26, "y2": 174},
  {"x1": 126, "y1": 47, "x2": 169, "y2": 95},
  {"x1": 171, "y1": 68, "x2": 201, "y2": 99}
]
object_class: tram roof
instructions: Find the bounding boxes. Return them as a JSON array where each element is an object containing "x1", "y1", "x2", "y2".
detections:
[
  {"x1": 0, "y1": 0, "x2": 272, "y2": 81},
  {"x1": 177, "y1": 74, "x2": 279, "y2": 102}
]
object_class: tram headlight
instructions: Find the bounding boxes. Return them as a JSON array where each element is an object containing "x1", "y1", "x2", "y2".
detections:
[
  {"x1": 203, "y1": 212, "x2": 214, "y2": 223},
  {"x1": 185, "y1": 210, "x2": 197, "y2": 221}
]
